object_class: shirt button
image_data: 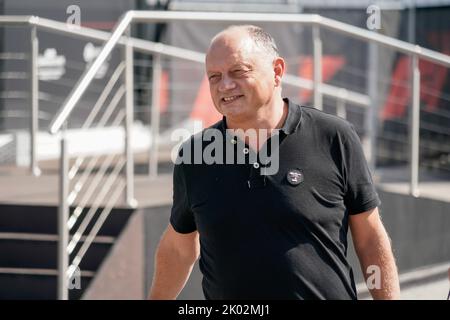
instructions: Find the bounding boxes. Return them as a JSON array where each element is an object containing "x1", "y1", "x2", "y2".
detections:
[
  {"x1": 230, "y1": 138, "x2": 237, "y2": 144},
  {"x1": 243, "y1": 148, "x2": 249, "y2": 154},
  {"x1": 253, "y1": 162, "x2": 260, "y2": 169}
]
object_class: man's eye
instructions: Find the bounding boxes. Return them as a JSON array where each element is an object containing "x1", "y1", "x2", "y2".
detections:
[
  {"x1": 209, "y1": 75, "x2": 219, "y2": 81},
  {"x1": 233, "y1": 69, "x2": 247, "y2": 76}
]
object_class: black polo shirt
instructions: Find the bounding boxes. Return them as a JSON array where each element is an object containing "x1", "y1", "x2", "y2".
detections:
[{"x1": 170, "y1": 98, "x2": 380, "y2": 300}]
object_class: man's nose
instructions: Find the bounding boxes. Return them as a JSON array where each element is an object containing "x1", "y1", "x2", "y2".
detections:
[{"x1": 218, "y1": 76, "x2": 236, "y2": 92}]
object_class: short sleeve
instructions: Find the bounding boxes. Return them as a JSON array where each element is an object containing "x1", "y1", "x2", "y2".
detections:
[
  {"x1": 169, "y1": 162, "x2": 197, "y2": 233},
  {"x1": 342, "y1": 125, "x2": 381, "y2": 215}
]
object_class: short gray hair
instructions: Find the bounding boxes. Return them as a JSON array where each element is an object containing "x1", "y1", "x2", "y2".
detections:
[
  {"x1": 214, "y1": 25, "x2": 280, "y2": 59},
  {"x1": 245, "y1": 25, "x2": 280, "y2": 58}
]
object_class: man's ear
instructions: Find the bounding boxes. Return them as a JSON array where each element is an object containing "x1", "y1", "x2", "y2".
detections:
[{"x1": 273, "y1": 57, "x2": 285, "y2": 87}]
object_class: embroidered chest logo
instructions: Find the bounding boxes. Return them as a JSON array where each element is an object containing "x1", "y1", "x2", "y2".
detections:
[{"x1": 286, "y1": 169, "x2": 304, "y2": 186}]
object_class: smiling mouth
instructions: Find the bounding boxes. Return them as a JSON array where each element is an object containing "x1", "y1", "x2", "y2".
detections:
[{"x1": 221, "y1": 95, "x2": 244, "y2": 104}]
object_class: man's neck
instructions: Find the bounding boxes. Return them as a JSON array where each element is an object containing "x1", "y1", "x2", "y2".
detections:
[
  {"x1": 226, "y1": 98, "x2": 288, "y2": 133},
  {"x1": 225, "y1": 98, "x2": 288, "y2": 152}
]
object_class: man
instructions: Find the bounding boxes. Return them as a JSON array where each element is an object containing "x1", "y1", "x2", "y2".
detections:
[{"x1": 149, "y1": 25, "x2": 400, "y2": 300}]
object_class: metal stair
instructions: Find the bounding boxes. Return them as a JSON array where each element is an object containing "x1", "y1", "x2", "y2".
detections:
[{"x1": 0, "y1": 204, "x2": 133, "y2": 299}]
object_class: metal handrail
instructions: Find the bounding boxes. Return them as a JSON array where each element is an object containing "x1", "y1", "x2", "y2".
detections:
[
  {"x1": 1, "y1": 14, "x2": 376, "y2": 165},
  {"x1": 1, "y1": 13, "x2": 449, "y2": 124},
  {"x1": 0, "y1": 52, "x2": 28, "y2": 60},
  {"x1": 0, "y1": 110, "x2": 52, "y2": 121},
  {"x1": 9, "y1": 11, "x2": 444, "y2": 190},
  {"x1": 43, "y1": 9, "x2": 450, "y2": 134},
  {"x1": 128, "y1": 11, "x2": 450, "y2": 66},
  {"x1": 283, "y1": 74, "x2": 370, "y2": 107},
  {"x1": 48, "y1": 12, "x2": 133, "y2": 134},
  {"x1": 32, "y1": 10, "x2": 449, "y2": 197}
]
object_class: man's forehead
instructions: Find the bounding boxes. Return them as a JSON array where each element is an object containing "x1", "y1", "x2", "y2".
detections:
[
  {"x1": 205, "y1": 49, "x2": 254, "y2": 73},
  {"x1": 206, "y1": 34, "x2": 267, "y2": 70}
]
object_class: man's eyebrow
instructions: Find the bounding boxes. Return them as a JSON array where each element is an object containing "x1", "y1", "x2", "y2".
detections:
[{"x1": 230, "y1": 63, "x2": 252, "y2": 69}]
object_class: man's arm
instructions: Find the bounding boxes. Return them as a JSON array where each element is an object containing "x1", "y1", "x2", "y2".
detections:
[
  {"x1": 349, "y1": 207, "x2": 400, "y2": 300},
  {"x1": 148, "y1": 224, "x2": 200, "y2": 300}
]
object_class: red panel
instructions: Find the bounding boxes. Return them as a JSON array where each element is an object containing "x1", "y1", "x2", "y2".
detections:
[
  {"x1": 297, "y1": 56, "x2": 346, "y2": 103},
  {"x1": 190, "y1": 75, "x2": 222, "y2": 128}
]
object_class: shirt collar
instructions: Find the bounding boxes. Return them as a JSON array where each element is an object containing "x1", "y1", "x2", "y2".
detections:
[
  {"x1": 280, "y1": 97, "x2": 302, "y2": 135},
  {"x1": 220, "y1": 97, "x2": 302, "y2": 136}
]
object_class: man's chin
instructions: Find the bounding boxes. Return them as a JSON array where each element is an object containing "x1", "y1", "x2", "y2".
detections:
[
  {"x1": 221, "y1": 105, "x2": 242, "y2": 118},
  {"x1": 220, "y1": 100, "x2": 244, "y2": 112}
]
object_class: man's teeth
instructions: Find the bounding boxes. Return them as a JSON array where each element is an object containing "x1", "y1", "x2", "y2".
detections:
[{"x1": 223, "y1": 95, "x2": 240, "y2": 102}]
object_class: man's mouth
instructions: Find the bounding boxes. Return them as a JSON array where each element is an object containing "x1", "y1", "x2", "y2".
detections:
[{"x1": 221, "y1": 95, "x2": 243, "y2": 104}]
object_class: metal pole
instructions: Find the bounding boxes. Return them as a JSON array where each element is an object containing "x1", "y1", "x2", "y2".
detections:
[
  {"x1": 410, "y1": 54, "x2": 420, "y2": 197},
  {"x1": 58, "y1": 124, "x2": 69, "y2": 300},
  {"x1": 366, "y1": 40, "x2": 379, "y2": 173},
  {"x1": 149, "y1": 53, "x2": 161, "y2": 178},
  {"x1": 49, "y1": 11, "x2": 134, "y2": 134},
  {"x1": 313, "y1": 24, "x2": 322, "y2": 110},
  {"x1": 124, "y1": 27, "x2": 137, "y2": 207},
  {"x1": 30, "y1": 26, "x2": 41, "y2": 176},
  {"x1": 336, "y1": 92, "x2": 347, "y2": 120}
]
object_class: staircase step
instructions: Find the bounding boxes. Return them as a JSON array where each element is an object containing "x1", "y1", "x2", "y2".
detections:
[
  {"x1": 0, "y1": 204, "x2": 135, "y2": 299},
  {"x1": 0, "y1": 204, "x2": 133, "y2": 236},
  {"x1": 0, "y1": 233, "x2": 113, "y2": 270}
]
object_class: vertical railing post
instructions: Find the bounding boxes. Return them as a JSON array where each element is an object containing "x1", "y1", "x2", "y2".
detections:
[
  {"x1": 312, "y1": 24, "x2": 322, "y2": 110},
  {"x1": 30, "y1": 26, "x2": 40, "y2": 176},
  {"x1": 336, "y1": 89, "x2": 347, "y2": 120},
  {"x1": 58, "y1": 124, "x2": 69, "y2": 300},
  {"x1": 409, "y1": 54, "x2": 420, "y2": 197},
  {"x1": 366, "y1": 40, "x2": 379, "y2": 172},
  {"x1": 124, "y1": 27, "x2": 137, "y2": 207},
  {"x1": 149, "y1": 53, "x2": 161, "y2": 179}
]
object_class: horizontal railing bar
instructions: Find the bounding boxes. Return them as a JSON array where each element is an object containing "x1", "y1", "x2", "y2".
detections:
[
  {"x1": 0, "y1": 14, "x2": 437, "y2": 135},
  {"x1": 0, "y1": 15, "x2": 33, "y2": 25},
  {"x1": 283, "y1": 74, "x2": 370, "y2": 107},
  {"x1": 0, "y1": 232, "x2": 115, "y2": 243},
  {"x1": 3, "y1": 13, "x2": 428, "y2": 134},
  {"x1": 0, "y1": 110, "x2": 52, "y2": 120},
  {"x1": 67, "y1": 157, "x2": 125, "y2": 254},
  {"x1": 67, "y1": 151, "x2": 121, "y2": 230},
  {"x1": 317, "y1": 16, "x2": 450, "y2": 68},
  {"x1": 130, "y1": 11, "x2": 450, "y2": 67},
  {"x1": 68, "y1": 179, "x2": 125, "y2": 279},
  {"x1": 67, "y1": 107, "x2": 126, "y2": 208},
  {"x1": 67, "y1": 65, "x2": 125, "y2": 179},
  {"x1": 0, "y1": 72, "x2": 28, "y2": 79},
  {"x1": 3, "y1": 13, "x2": 450, "y2": 70}
]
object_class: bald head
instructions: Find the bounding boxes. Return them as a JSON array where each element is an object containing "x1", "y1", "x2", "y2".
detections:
[{"x1": 208, "y1": 25, "x2": 280, "y2": 62}]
